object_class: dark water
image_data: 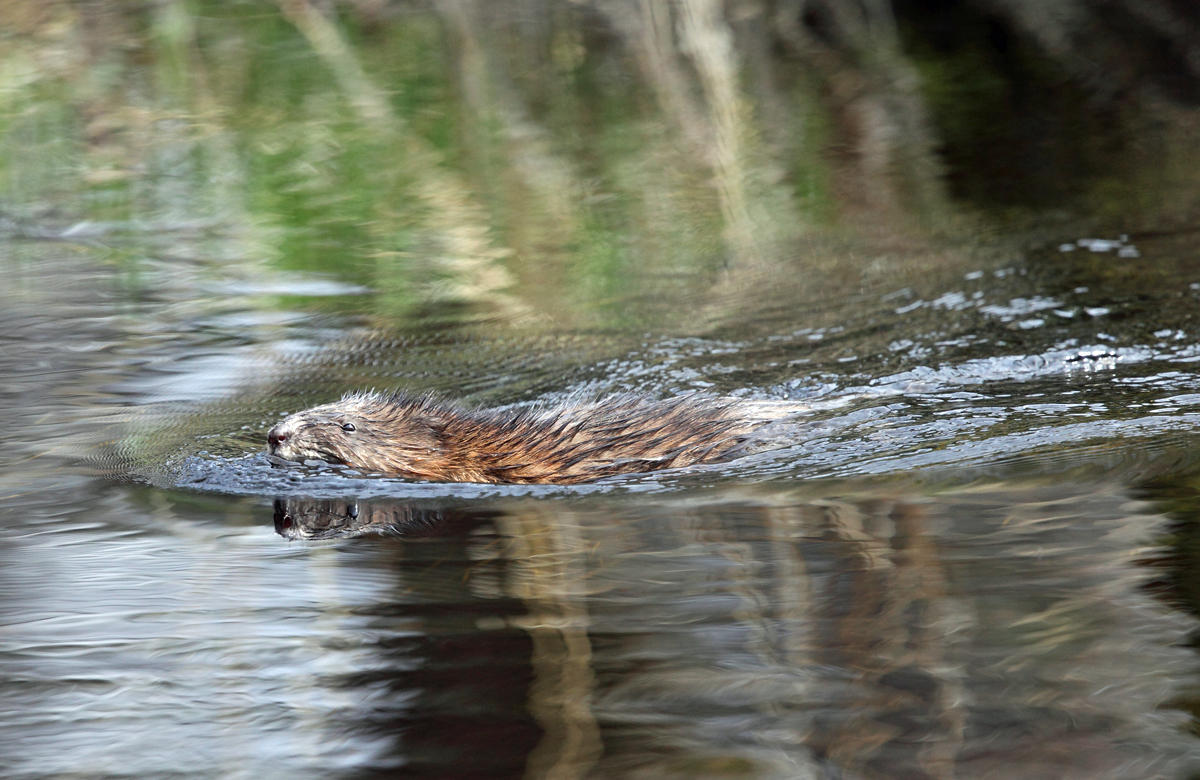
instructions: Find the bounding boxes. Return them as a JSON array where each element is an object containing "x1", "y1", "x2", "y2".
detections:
[{"x1": 5, "y1": 3, "x2": 1200, "y2": 779}]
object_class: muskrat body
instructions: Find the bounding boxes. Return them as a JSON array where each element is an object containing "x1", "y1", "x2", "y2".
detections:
[{"x1": 267, "y1": 390, "x2": 798, "y2": 484}]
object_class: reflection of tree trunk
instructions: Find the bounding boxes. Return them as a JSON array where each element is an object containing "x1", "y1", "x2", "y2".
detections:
[
  {"x1": 501, "y1": 508, "x2": 602, "y2": 780},
  {"x1": 276, "y1": 0, "x2": 528, "y2": 318},
  {"x1": 813, "y1": 500, "x2": 964, "y2": 779},
  {"x1": 596, "y1": 0, "x2": 712, "y2": 155},
  {"x1": 888, "y1": 501, "x2": 964, "y2": 777},
  {"x1": 977, "y1": 0, "x2": 1200, "y2": 98},
  {"x1": 600, "y1": 0, "x2": 790, "y2": 265},
  {"x1": 276, "y1": 0, "x2": 391, "y2": 125},
  {"x1": 677, "y1": 0, "x2": 760, "y2": 263},
  {"x1": 773, "y1": 0, "x2": 945, "y2": 227},
  {"x1": 436, "y1": 0, "x2": 582, "y2": 277}
]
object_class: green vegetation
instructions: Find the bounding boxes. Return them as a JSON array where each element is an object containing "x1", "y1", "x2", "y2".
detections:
[{"x1": 1, "y1": 0, "x2": 1196, "y2": 328}]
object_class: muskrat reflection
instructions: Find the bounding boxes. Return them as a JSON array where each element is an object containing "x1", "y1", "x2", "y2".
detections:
[{"x1": 273, "y1": 497, "x2": 490, "y2": 540}]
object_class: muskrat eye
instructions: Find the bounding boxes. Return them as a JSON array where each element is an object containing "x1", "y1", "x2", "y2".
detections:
[{"x1": 341, "y1": 422, "x2": 356, "y2": 432}]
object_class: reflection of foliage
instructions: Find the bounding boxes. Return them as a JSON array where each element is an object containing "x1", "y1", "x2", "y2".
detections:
[{"x1": 0, "y1": 0, "x2": 1198, "y2": 326}]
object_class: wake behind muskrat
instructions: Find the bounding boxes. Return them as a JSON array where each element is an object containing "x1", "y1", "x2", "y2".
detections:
[{"x1": 266, "y1": 390, "x2": 803, "y2": 484}]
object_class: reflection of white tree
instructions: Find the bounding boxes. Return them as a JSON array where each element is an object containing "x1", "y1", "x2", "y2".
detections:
[{"x1": 278, "y1": 0, "x2": 532, "y2": 321}]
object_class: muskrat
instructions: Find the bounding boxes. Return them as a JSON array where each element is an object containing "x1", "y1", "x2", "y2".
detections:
[{"x1": 266, "y1": 390, "x2": 801, "y2": 484}]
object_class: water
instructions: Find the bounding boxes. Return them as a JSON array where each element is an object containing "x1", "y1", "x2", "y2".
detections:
[
  {"x1": 6, "y1": 228, "x2": 1200, "y2": 779},
  {"x1": 5, "y1": 3, "x2": 1200, "y2": 778}
]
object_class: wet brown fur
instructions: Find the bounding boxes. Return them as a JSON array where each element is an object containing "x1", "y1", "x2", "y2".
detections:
[{"x1": 267, "y1": 390, "x2": 778, "y2": 484}]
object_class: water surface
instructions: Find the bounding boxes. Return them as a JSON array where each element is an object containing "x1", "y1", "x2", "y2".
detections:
[{"x1": 4, "y1": 3, "x2": 1200, "y2": 778}]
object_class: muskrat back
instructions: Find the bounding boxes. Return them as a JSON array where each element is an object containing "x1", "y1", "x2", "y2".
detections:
[{"x1": 267, "y1": 390, "x2": 801, "y2": 484}]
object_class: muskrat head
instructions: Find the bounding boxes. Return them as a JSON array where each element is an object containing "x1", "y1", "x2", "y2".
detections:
[{"x1": 266, "y1": 391, "x2": 444, "y2": 474}]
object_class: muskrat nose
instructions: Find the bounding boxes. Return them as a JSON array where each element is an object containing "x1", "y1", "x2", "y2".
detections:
[{"x1": 268, "y1": 426, "x2": 287, "y2": 450}]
